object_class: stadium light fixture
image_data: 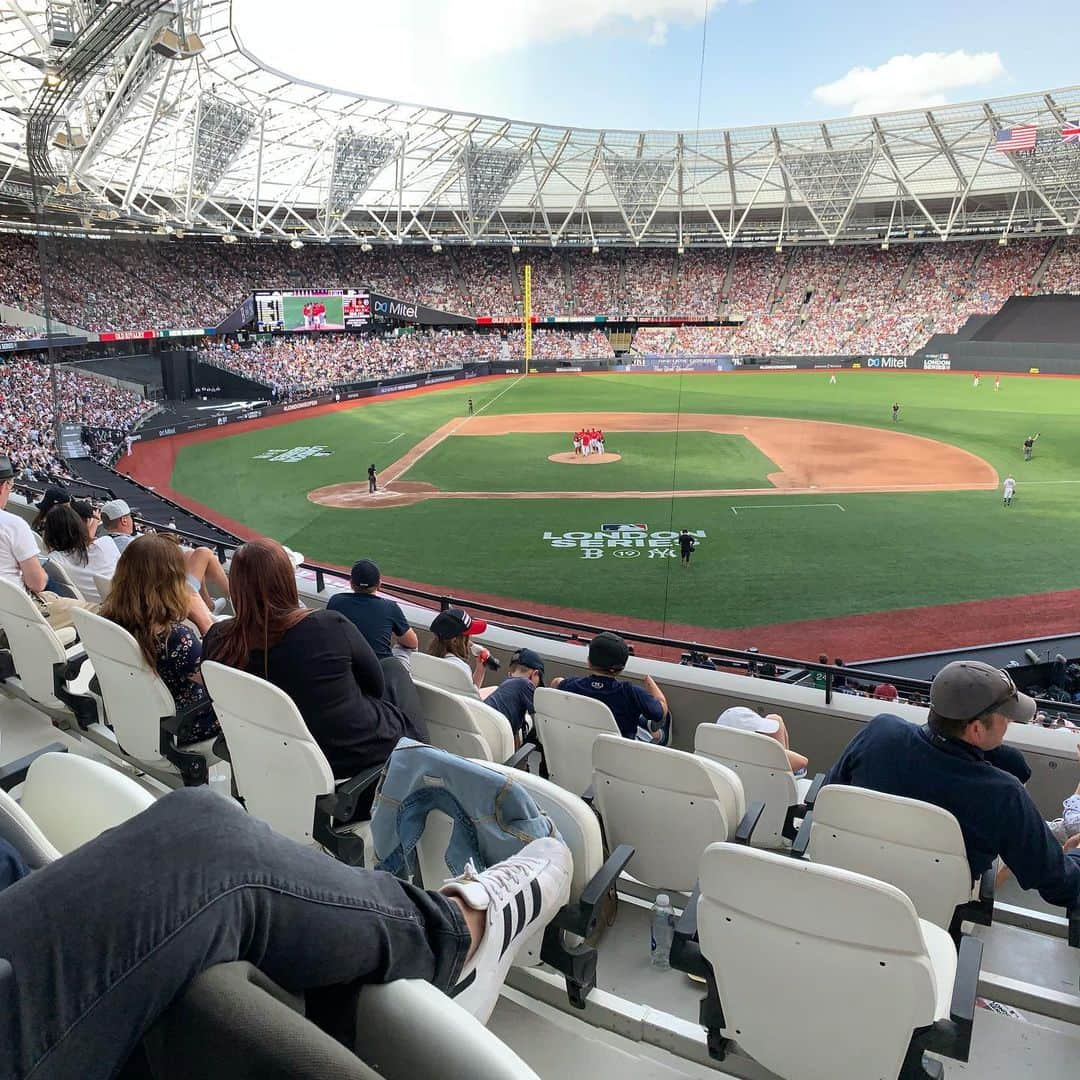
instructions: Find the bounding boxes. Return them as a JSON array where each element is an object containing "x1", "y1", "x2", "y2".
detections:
[
  {"x1": 881, "y1": 241, "x2": 889, "y2": 250},
  {"x1": 998, "y1": 236, "x2": 1008, "y2": 246},
  {"x1": 43, "y1": 65, "x2": 62, "y2": 88},
  {"x1": 222, "y1": 232, "x2": 237, "y2": 244},
  {"x1": 591, "y1": 244, "x2": 599, "y2": 254},
  {"x1": 360, "y1": 241, "x2": 373, "y2": 252},
  {"x1": 775, "y1": 243, "x2": 783, "y2": 253},
  {"x1": 290, "y1": 238, "x2": 304, "y2": 249},
  {"x1": 432, "y1": 242, "x2": 442, "y2": 253},
  {"x1": 677, "y1": 245, "x2": 685, "y2": 255},
  {"x1": 511, "y1": 244, "x2": 520, "y2": 254}
]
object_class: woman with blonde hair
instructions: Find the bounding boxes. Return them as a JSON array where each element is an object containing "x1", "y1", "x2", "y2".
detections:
[{"x1": 100, "y1": 533, "x2": 219, "y2": 745}]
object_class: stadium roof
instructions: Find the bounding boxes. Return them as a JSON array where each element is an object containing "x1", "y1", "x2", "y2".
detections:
[{"x1": 1, "y1": 1, "x2": 1079, "y2": 246}]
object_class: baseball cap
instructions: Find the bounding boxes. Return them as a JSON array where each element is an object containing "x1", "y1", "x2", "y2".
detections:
[
  {"x1": 716, "y1": 706, "x2": 782, "y2": 735},
  {"x1": 510, "y1": 647, "x2": 546, "y2": 683},
  {"x1": 430, "y1": 607, "x2": 488, "y2": 640},
  {"x1": 350, "y1": 558, "x2": 381, "y2": 588},
  {"x1": 929, "y1": 661, "x2": 1035, "y2": 725},
  {"x1": 36, "y1": 486, "x2": 70, "y2": 514},
  {"x1": 872, "y1": 683, "x2": 899, "y2": 701},
  {"x1": 588, "y1": 631, "x2": 630, "y2": 671},
  {"x1": 99, "y1": 499, "x2": 132, "y2": 522}
]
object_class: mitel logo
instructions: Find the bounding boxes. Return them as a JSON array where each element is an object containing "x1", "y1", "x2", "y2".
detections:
[
  {"x1": 373, "y1": 298, "x2": 419, "y2": 320},
  {"x1": 867, "y1": 357, "x2": 908, "y2": 369},
  {"x1": 158, "y1": 427, "x2": 177, "y2": 437}
]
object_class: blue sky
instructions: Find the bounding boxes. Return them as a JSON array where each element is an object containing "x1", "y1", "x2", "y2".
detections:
[{"x1": 237, "y1": 1, "x2": 1080, "y2": 129}]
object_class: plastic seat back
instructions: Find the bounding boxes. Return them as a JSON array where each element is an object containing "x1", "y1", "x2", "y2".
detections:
[
  {"x1": 92, "y1": 573, "x2": 113, "y2": 601},
  {"x1": 409, "y1": 651, "x2": 481, "y2": 698},
  {"x1": 593, "y1": 735, "x2": 744, "y2": 892},
  {"x1": 41, "y1": 557, "x2": 86, "y2": 602},
  {"x1": 532, "y1": 686, "x2": 619, "y2": 796},
  {"x1": 201, "y1": 661, "x2": 336, "y2": 845},
  {"x1": 694, "y1": 723, "x2": 800, "y2": 847},
  {"x1": 0, "y1": 786, "x2": 60, "y2": 868},
  {"x1": 807, "y1": 784, "x2": 974, "y2": 928},
  {"x1": 414, "y1": 681, "x2": 514, "y2": 762},
  {"x1": 70, "y1": 607, "x2": 175, "y2": 766},
  {"x1": 698, "y1": 842, "x2": 939, "y2": 1080},
  {"x1": 0, "y1": 578, "x2": 70, "y2": 707}
]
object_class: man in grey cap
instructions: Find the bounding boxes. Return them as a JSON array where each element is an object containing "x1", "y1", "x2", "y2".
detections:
[
  {"x1": 825, "y1": 660, "x2": 1080, "y2": 910},
  {"x1": 99, "y1": 499, "x2": 137, "y2": 552}
]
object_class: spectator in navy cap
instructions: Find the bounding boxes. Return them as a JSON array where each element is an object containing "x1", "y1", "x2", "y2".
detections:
[
  {"x1": 327, "y1": 558, "x2": 418, "y2": 661},
  {"x1": 484, "y1": 647, "x2": 546, "y2": 747}
]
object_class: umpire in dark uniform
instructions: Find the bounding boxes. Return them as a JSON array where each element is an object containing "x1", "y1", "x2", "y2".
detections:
[{"x1": 367, "y1": 464, "x2": 377, "y2": 493}]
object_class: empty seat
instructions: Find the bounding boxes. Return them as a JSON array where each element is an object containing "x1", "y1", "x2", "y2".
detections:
[
  {"x1": 414, "y1": 679, "x2": 515, "y2": 763},
  {"x1": 408, "y1": 650, "x2": 481, "y2": 698},
  {"x1": 592, "y1": 734, "x2": 755, "y2": 893},
  {"x1": 200, "y1": 661, "x2": 377, "y2": 864},
  {"x1": 692, "y1": 842, "x2": 981, "y2": 1080},
  {"x1": 70, "y1": 607, "x2": 219, "y2": 787},
  {"x1": 0, "y1": 578, "x2": 96, "y2": 726},
  {"x1": 0, "y1": 749, "x2": 154, "y2": 868},
  {"x1": 694, "y1": 722, "x2": 815, "y2": 847},
  {"x1": 532, "y1": 686, "x2": 620, "y2": 796},
  {"x1": 797, "y1": 784, "x2": 991, "y2": 932}
]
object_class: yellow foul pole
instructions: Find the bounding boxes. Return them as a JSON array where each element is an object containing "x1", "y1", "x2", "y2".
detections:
[{"x1": 523, "y1": 263, "x2": 532, "y2": 376}]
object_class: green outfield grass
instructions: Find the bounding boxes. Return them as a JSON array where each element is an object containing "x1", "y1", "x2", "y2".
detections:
[
  {"x1": 400, "y1": 431, "x2": 778, "y2": 492},
  {"x1": 166, "y1": 372, "x2": 1080, "y2": 630}
]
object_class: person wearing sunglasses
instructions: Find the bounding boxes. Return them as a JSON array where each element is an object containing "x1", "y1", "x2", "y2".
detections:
[{"x1": 824, "y1": 660, "x2": 1080, "y2": 911}]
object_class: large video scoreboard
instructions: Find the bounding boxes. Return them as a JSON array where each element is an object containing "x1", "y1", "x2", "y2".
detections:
[{"x1": 254, "y1": 289, "x2": 371, "y2": 332}]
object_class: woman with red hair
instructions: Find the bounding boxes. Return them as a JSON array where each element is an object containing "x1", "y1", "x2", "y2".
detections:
[{"x1": 203, "y1": 539, "x2": 427, "y2": 787}]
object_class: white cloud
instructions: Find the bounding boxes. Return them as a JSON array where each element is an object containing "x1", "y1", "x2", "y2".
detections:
[
  {"x1": 234, "y1": 1, "x2": 721, "y2": 112},
  {"x1": 812, "y1": 50, "x2": 1006, "y2": 116}
]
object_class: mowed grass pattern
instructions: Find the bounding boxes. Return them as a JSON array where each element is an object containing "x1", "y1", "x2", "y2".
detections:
[
  {"x1": 400, "y1": 431, "x2": 778, "y2": 492},
  {"x1": 168, "y1": 372, "x2": 1080, "y2": 630}
]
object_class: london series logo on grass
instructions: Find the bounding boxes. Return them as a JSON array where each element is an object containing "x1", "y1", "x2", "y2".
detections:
[{"x1": 541, "y1": 524, "x2": 706, "y2": 560}]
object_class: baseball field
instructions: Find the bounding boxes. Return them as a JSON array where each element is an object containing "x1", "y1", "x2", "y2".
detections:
[{"x1": 126, "y1": 370, "x2": 1080, "y2": 659}]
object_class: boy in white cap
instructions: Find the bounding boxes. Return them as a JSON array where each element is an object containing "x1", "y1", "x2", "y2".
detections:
[{"x1": 716, "y1": 706, "x2": 808, "y2": 773}]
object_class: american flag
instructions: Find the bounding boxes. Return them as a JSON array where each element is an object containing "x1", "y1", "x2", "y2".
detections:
[
  {"x1": 993, "y1": 125, "x2": 1037, "y2": 152},
  {"x1": 1062, "y1": 123, "x2": 1080, "y2": 144}
]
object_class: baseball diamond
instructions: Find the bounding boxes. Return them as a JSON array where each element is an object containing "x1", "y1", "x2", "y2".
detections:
[{"x1": 126, "y1": 369, "x2": 1080, "y2": 659}]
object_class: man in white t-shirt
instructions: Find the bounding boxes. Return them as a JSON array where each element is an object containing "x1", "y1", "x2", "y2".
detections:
[{"x1": 0, "y1": 455, "x2": 85, "y2": 629}]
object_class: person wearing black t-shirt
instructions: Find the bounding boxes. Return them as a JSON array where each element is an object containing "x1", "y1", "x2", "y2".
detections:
[
  {"x1": 327, "y1": 558, "x2": 418, "y2": 660},
  {"x1": 202, "y1": 540, "x2": 427, "y2": 798},
  {"x1": 678, "y1": 528, "x2": 696, "y2": 566},
  {"x1": 367, "y1": 464, "x2": 378, "y2": 493}
]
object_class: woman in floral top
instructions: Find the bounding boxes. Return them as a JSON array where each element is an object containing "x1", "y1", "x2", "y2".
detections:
[{"x1": 100, "y1": 534, "x2": 220, "y2": 745}]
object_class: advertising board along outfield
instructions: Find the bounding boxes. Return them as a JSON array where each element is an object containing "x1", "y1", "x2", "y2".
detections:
[{"x1": 306, "y1": 411, "x2": 998, "y2": 509}]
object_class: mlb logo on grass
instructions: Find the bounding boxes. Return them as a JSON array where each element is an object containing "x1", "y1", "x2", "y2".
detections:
[{"x1": 602, "y1": 523, "x2": 647, "y2": 533}]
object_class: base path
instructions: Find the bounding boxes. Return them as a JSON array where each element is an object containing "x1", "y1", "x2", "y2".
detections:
[{"x1": 308, "y1": 411, "x2": 998, "y2": 508}]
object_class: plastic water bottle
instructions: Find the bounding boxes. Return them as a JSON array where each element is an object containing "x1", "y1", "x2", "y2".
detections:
[{"x1": 650, "y1": 893, "x2": 674, "y2": 970}]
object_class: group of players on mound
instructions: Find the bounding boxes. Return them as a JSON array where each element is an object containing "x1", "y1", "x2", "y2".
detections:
[{"x1": 572, "y1": 428, "x2": 607, "y2": 456}]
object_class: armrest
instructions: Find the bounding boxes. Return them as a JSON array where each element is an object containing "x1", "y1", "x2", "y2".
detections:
[
  {"x1": 0, "y1": 743, "x2": 67, "y2": 792},
  {"x1": 671, "y1": 886, "x2": 709, "y2": 980},
  {"x1": 160, "y1": 698, "x2": 216, "y2": 737},
  {"x1": 316, "y1": 762, "x2": 386, "y2": 823},
  {"x1": 1068, "y1": 905, "x2": 1080, "y2": 949},
  {"x1": 502, "y1": 741, "x2": 537, "y2": 771},
  {"x1": 801, "y1": 772, "x2": 826, "y2": 809},
  {"x1": 790, "y1": 810, "x2": 813, "y2": 858},
  {"x1": 580, "y1": 784, "x2": 595, "y2": 807},
  {"x1": 62, "y1": 649, "x2": 89, "y2": 681},
  {"x1": 733, "y1": 800, "x2": 765, "y2": 846},
  {"x1": 553, "y1": 843, "x2": 635, "y2": 938},
  {"x1": 949, "y1": 934, "x2": 983, "y2": 1025}
]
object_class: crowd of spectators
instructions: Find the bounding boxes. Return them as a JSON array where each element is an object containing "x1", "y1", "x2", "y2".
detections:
[
  {"x1": 3, "y1": 233, "x2": 1080, "y2": 353},
  {"x1": 502, "y1": 328, "x2": 614, "y2": 359},
  {"x1": 204, "y1": 330, "x2": 503, "y2": 395},
  {"x1": 0, "y1": 357, "x2": 150, "y2": 476}
]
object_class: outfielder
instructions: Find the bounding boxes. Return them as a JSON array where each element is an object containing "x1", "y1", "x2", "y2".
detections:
[
  {"x1": 891, "y1": 402, "x2": 900, "y2": 423},
  {"x1": 1002, "y1": 475, "x2": 1016, "y2": 507},
  {"x1": 1023, "y1": 433, "x2": 1039, "y2": 461}
]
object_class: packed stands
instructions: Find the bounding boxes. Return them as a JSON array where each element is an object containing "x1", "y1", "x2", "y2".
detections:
[
  {"x1": 1, "y1": 233, "x2": 1076, "y2": 354},
  {"x1": 0, "y1": 357, "x2": 150, "y2": 476},
  {"x1": 503, "y1": 328, "x2": 614, "y2": 360},
  {"x1": 204, "y1": 330, "x2": 503, "y2": 395}
]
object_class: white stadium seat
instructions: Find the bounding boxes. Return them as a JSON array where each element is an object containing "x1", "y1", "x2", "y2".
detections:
[
  {"x1": 70, "y1": 607, "x2": 220, "y2": 788},
  {"x1": 532, "y1": 686, "x2": 620, "y2": 797},
  {"x1": 200, "y1": 661, "x2": 376, "y2": 864},
  {"x1": 694, "y1": 722, "x2": 815, "y2": 847},
  {"x1": 797, "y1": 784, "x2": 992, "y2": 933},
  {"x1": 691, "y1": 842, "x2": 981, "y2": 1080},
  {"x1": 0, "y1": 749, "x2": 153, "y2": 868},
  {"x1": 408, "y1": 650, "x2": 481, "y2": 698},
  {"x1": 592, "y1": 734, "x2": 754, "y2": 894},
  {"x1": 413, "y1": 679, "x2": 516, "y2": 763}
]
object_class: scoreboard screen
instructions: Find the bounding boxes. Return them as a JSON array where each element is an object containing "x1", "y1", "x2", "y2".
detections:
[{"x1": 254, "y1": 289, "x2": 371, "y2": 332}]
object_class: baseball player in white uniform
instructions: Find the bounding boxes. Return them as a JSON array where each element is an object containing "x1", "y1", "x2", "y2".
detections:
[{"x1": 1002, "y1": 474, "x2": 1016, "y2": 507}]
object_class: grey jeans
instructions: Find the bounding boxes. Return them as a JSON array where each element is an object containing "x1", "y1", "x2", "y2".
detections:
[{"x1": 0, "y1": 788, "x2": 470, "y2": 1080}]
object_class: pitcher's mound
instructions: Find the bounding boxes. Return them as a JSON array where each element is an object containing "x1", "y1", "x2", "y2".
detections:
[{"x1": 548, "y1": 452, "x2": 622, "y2": 465}]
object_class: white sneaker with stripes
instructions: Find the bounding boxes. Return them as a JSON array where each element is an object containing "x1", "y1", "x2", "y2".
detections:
[{"x1": 443, "y1": 836, "x2": 572, "y2": 1023}]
